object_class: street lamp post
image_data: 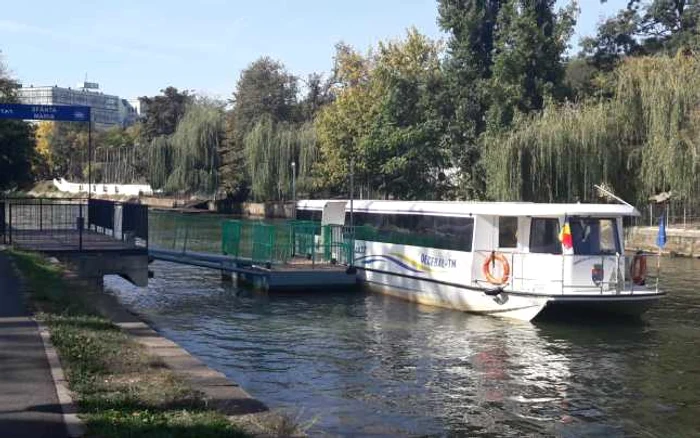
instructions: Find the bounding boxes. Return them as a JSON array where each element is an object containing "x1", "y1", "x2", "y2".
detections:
[
  {"x1": 291, "y1": 161, "x2": 297, "y2": 219},
  {"x1": 349, "y1": 157, "x2": 355, "y2": 271}
]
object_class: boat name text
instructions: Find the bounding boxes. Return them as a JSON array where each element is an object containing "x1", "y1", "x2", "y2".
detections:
[{"x1": 421, "y1": 254, "x2": 457, "y2": 269}]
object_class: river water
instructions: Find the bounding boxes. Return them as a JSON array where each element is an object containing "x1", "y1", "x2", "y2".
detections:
[{"x1": 106, "y1": 214, "x2": 700, "y2": 437}]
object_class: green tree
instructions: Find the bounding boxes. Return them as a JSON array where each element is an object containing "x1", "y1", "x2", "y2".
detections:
[
  {"x1": 314, "y1": 43, "x2": 381, "y2": 196},
  {"x1": 220, "y1": 57, "x2": 299, "y2": 198},
  {"x1": 487, "y1": 0, "x2": 575, "y2": 130},
  {"x1": 483, "y1": 54, "x2": 700, "y2": 205},
  {"x1": 0, "y1": 53, "x2": 35, "y2": 189},
  {"x1": 300, "y1": 73, "x2": 333, "y2": 122},
  {"x1": 140, "y1": 87, "x2": 192, "y2": 141},
  {"x1": 244, "y1": 117, "x2": 317, "y2": 201},
  {"x1": 583, "y1": 0, "x2": 700, "y2": 69},
  {"x1": 149, "y1": 100, "x2": 224, "y2": 194},
  {"x1": 93, "y1": 127, "x2": 143, "y2": 184},
  {"x1": 314, "y1": 32, "x2": 451, "y2": 200},
  {"x1": 367, "y1": 29, "x2": 451, "y2": 199},
  {"x1": 438, "y1": 0, "x2": 504, "y2": 198}
]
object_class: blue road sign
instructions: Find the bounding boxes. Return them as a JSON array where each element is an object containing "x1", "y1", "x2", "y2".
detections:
[{"x1": 0, "y1": 103, "x2": 91, "y2": 122}]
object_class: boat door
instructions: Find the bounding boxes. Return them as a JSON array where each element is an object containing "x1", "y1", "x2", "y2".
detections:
[
  {"x1": 518, "y1": 217, "x2": 568, "y2": 294},
  {"x1": 472, "y1": 215, "x2": 526, "y2": 291},
  {"x1": 564, "y1": 216, "x2": 625, "y2": 294}
]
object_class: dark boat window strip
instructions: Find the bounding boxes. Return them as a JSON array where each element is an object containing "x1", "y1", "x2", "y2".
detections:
[{"x1": 347, "y1": 212, "x2": 474, "y2": 252}]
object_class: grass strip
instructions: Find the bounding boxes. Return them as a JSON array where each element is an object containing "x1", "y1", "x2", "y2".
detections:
[{"x1": 10, "y1": 250, "x2": 251, "y2": 438}]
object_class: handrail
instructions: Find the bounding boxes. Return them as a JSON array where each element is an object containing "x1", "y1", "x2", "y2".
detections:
[{"x1": 469, "y1": 249, "x2": 659, "y2": 295}]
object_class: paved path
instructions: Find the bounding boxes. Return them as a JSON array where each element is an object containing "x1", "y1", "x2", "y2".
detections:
[{"x1": 0, "y1": 252, "x2": 68, "y2": 438}]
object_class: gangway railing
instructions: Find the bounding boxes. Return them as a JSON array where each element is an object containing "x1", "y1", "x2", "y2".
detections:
[
  {"x1": 1, "y1": 198, "x2": 148, "y2": 251},
  {"x1": 220, "y1": 220, "x2": 352, "y2": 267}
]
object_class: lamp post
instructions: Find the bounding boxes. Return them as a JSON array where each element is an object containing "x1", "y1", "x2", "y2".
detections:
[
  {"x1": 291, "y1": 161, "x2": 297, "y2": 219},
  {"x1": 348, "y1": 157, "x2": 355, "y2": 271}
]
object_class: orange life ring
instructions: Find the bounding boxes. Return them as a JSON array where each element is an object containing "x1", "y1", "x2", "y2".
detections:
[
  {"x1": 482, "y1": 252, "x2": 511, "y2": 286},
  {"x1": 631, "y1": 253, "x2": 647, "y2": 286}
]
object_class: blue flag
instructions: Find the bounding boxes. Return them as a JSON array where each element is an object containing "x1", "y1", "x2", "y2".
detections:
[{"x1": 656, "y1": 210, "x2": 667, "y2": 249}]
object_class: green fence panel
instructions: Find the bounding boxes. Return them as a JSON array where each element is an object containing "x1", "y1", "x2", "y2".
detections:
[
  {"x1": 222, "y1": 220, "x2": 242, "y2": 257},
  {"x1": 252, "y1": 223, "x2": 275, "y2": 264},
  {"x1": 292, "y1": 222, "x2": 318, "y2": 258}
]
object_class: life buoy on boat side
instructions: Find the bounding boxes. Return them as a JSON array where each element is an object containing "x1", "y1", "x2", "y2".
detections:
[
  {"x1": 482, "y1": 252, "x2": 511, "y2": 286},
  {"x1": 631, "y1": 252, "x2": 647, "y2": 286}
]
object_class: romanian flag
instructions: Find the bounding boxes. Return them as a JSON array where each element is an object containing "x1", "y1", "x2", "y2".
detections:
[{"x1": 559, "y1": 217, "x2": 573, "y2": 251}]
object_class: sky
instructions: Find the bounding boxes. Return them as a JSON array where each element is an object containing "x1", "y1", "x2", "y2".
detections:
[{"x1": 0, "y1": 0, "x2": 628, "y2": 100}]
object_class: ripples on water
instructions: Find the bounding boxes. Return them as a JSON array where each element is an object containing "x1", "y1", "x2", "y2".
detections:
[{"x1": 106, "y1": 258, "x2": 700, "y2": 437}]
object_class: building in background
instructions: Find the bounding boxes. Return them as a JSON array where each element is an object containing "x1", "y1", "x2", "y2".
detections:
[
  {"x1": 17, "y1": 81, "x2": 140, "y2": 129},
  {"x1": 127, "y1": 97, "x2": 148, "y2": 118}
]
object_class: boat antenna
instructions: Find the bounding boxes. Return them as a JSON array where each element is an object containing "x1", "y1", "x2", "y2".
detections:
[{"x1": 594, "y1": 184, "x2": 634, "y2": 208}]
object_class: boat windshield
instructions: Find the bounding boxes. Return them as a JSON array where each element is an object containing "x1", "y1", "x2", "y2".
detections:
[{"x1": 569, "y1": 217, "x2": 620, "y2": 255}]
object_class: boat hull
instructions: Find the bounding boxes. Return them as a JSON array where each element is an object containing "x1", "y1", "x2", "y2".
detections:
[
  {"x1": 540, "y1": 293, "x2": 664, "y2": 318},
  {"x1": 359, "y1": 268, "x2": 664, "y2": 322},
  {"x1": 360, "y1": 269, "x2": 549, "y2": 322}
]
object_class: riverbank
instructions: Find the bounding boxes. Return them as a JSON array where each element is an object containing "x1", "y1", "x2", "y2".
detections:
[
  {"x1": 626, "y1": 226, "x2": 700, "y2": 257},
  {"x1": 9, "y1": 250, "x2": 307, "y2": 437}
]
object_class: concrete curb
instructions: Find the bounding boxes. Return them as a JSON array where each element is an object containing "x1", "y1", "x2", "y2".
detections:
[{"x1": 36, "y1": 320, "x2": 86, "y2": 438}]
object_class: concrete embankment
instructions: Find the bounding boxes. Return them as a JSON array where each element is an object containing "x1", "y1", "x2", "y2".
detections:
[
  {"x1": 626, "y1": 226, "x2": 700, "y2": 257},
  {"x1": 89, "y1": 287, "x2": 268, "y2": 415}
]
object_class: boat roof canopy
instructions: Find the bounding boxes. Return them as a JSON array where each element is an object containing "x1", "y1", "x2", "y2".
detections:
[{"x1": 296, "y1": 200, "x2": 640, "y2": 218}]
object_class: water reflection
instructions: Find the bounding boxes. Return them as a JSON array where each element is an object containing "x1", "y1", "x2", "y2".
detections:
[{"x1": 106, "y1": 257, "x2": 700, "y2": 437}]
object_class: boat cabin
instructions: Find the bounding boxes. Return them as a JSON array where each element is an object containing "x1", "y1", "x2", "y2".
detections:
[{"x1": 296, "y1": 200, "x2": 643, "y2": 296}]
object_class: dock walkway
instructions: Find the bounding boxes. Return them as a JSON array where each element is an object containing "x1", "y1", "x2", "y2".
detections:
[{"x1": 0, "y1": 252, "x2": 68, "y2": 438}]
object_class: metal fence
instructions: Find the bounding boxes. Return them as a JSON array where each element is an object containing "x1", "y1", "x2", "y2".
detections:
[
  {"x1": 221, "y1": 220, "x2": 352, "y2": 266},
  {"x1": 633, "y1": 201, "x2": 700, "y2": 229},
  {"x1": 0, "y1": 198, "x2": 148, "y2": 251}
]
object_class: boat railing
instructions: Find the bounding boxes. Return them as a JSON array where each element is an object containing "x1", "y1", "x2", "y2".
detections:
[{"x1": 472, "y1": 250, "x2": 660, "y2": 295}]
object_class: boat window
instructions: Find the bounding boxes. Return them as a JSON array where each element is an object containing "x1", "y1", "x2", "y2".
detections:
[
  {"x1": 498, "y1": 217, "x2": 518, "y2": 248},
  {"x1": 529, "y1": 218, "x2": 561, "y2": 254},
  {"x1": 347, "y1": 212, "x2": 474, "y2": 252},
  {"x1": 296, "y1": 209, "x2": 322, "y2": 222},
  {"x1": 569, "y1": 217, "x2": 620, "y2": 255}
]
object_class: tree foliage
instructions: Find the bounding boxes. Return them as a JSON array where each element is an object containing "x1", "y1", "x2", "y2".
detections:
[
  {"x1": 314, "y1": 43, "x2": 382, "y2": 197},
  {"x1": 220, "y1": 57, "x2": 301, "y2": 197},
  {"x1": 483, "y1": 54, "x2": 700, "y2": 204},
  {"x1": 367, "y1": 29, "x2": 451, "y2": 199},
  {"x1": 0, "y1": 52, "x2": 35, "y2": 190},
  {"x1": 487, "y1": 0, "x2": 575, "y2": 130},
  {"x1": 244, "y1": 117, "x2": 317, "y2": 201},
  {"x1": 438, "y1": 0, "x2": 504, "y2": 197},
  {"x1": 583, "y1": 0, "x2": 700, "y2": 69},
  {"x1": 437, "y1": 0, "x2": 574, "y2": 197},
  {"x1": 148, "y1": 100, "x2": 224, "y2": 194},
  {"x1": 140, "y1": 87, "x2": 192, "y2": 141}
]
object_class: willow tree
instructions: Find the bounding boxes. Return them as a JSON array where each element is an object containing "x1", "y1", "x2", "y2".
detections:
[
  {"x1": 483, "y1": 53, "x2": 700, "y2": 204},
  {"x1": 483, "y1": 101, "x2": 632, "y2": 202},
  {"x1": 244, "y1": 116, "x2": 317, "y2": 201},
  {"x1": 615, "y1": 55, "x2": 700, "y2": 202},
  {"x1": 147, "y1": 136, "x2": 172, "y2": 190},
  {"x1": 166, "y1": 101, "x2": 223, "y2": 194},
  {"x1": 147, "y1": 100, "x2": 224, "y2": 194}
]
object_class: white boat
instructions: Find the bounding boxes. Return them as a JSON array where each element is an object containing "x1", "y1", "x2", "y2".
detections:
[{"x1": 296, "y1": 200, "x2": 664, "y2": 322}]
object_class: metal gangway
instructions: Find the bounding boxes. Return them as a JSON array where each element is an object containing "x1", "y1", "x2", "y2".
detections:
[{"x1": 148, "y1": 219, "x2": 357, "y2": 291}]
